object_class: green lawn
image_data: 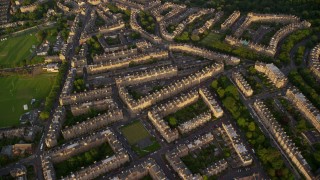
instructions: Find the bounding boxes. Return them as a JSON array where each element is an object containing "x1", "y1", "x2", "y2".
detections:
[
  {"x1": 121, "y1": 121, "x2": 160, "y2": 156},
  {"x1": 121, "y1": 121, "x2": 150, "y2": 145},
  {"x1": 0, "y1": 73, "x2": 56, "y2": 127},
  {"x1": 0, "y1": 31, "x2": 40, "y2": 67}
]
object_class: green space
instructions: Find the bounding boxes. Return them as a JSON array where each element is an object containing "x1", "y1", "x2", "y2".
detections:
[
  {"x1": 265, "y1": 98, "x2": 320, "y2": 172},
  {"x1": 181, "y1": 143, "x2": 224, "y2": 174},
  {"x1": 0, "y1": 30, "x2": 40, "y2": 68},
  {"x1": 73, "y1": 77, "x2": 86, "y2": 93},
  {"x1": 0, "y1": 73, "x2": 56, "y2": 127},
  {"x1": 120, "y1": 121, "x2": 160, "y2": 157},
  {"x1": 277, "y1": 29, "x2": 313, "y2": 66},
  {"x1": 138, "y1": 11, "x2": 156, "y2": 34},
  {"x1": 164, "y1": 99, "x2": 209, "y2": 128},
  {"x1": 211, "y1": 76, "x2": 294, "y2": 179},
  {"x1": 40, "y1": 62, "x2": 68, "y2": 120},
  {"x1": 199, "y1": 32, "x2": 272, "y2": 63},
  {"x1": 288, "y1": 70, "x2": 320, "y2": 110},
  {"x1": 242, "y1": 68, "x2": 263, "y2": 95},
  {"x1": 54, "y1": 143, "x2": 114, "y2": 178},
  {"x1": 105, "y1": 35, "x2": 121, "y2": 46}
]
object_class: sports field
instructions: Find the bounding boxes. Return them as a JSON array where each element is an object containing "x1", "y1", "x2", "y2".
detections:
[
  {"x1": 120, "y1": 121, "x2": 150, "y2": 145},
  {"x1": 0, "y1": 30, "x2": 40, "y2": 67},
  {"x1": 0, "y1": 73, "x2": 56, "y2": 127},
  {"x1": 120, "y1": 120, "x2": 160, "y2": 156}
]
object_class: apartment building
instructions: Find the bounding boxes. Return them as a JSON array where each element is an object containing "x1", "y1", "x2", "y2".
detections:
[
  {"x1": 253, "y1": 100, "x2": 314, "y2": 180},
  {"x1": 255, "y1": 62, "x2": 287, "y2": 88},
  {"x1": 44, "y1": 106, "x2": 66, "y2": 148},
  {"x1": 309, "y1": 43, "x2": 320, "y2": 79},
  {"x1": 221, "y1": 123, "x2": 253, "y2": 166},
  {"x1": 286, "y1": 88, "x2": 320, "y2": 133},
  {"x1": 232, "y1": 72, "x2": 253, "y2": 97},
  {"x1": 221, "y1": 11, "x2": 240, "y2": 30}
]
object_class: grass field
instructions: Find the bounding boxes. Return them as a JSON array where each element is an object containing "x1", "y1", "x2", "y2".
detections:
[
  {"x1": 120, "y1": 121, "x2": 160, "y2": 156},
  {"x1": 0, "y1": 73, "x2": 56, "y2": 127},
  {"x1": 121, "y1": 121, "x2": 150, "y2": 145},
  {"x1": 0, "y1": 30, "x2": 40, "y2": 67}
]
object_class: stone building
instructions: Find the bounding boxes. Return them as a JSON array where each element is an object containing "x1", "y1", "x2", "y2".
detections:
[
  {"x1": 130, "y1": 9, "x2": 162, "y2": 44},
  {"x1": 232, "y1": 72, "x2": 253, "y2": 97},
  {"x1": 120, "y1": 63, "x2": 224, "y2": 114},
  {"x1": 199, "y1": 88, "x2": 224, "y2": 118},
  {"x1": 221, "y1": 11, "x2": 240, "y2": 30},
  {"x1": 70, "y1": 98, "x2": 118, "y2": 116},
  {"x1": 286, "y1": 88, "x2": 320, "y2": 133},
  {"x1": 86, "y1": 50, "x2": 169, "y2": 75},
  {"x1": 62, "y1": 109, "x2": 123, "y2": 140},
  {"x1": 44, "y1": 106, "x2": 66, "y2": 148},
  {"x1": 59, "y1": 86, "x2": 112, "y2": 106},
  {"x1": 253, "y1": 100, "x2": 314, "y2": 180},
  {"x1": 203, "y1": 159, "x2": 228, "y2": 177},
  {"x1": 255, "y1": 62, "x2": 287, "y2": 88},
  {"x1": 165, "y1": 132, "x2": 224, "y2": 179},
  {"x1": 169, "y1": 44, "x2": 240, "y2": 65},
  {"x1": 110, "y1": 158, "x2": 168, "y2": 180},
  {"x1": 221, "y1": 123, "x2": 253, "y2": 167},
  {"x1": 309, "y1": 43, "x2": 320, "y2": 79}
]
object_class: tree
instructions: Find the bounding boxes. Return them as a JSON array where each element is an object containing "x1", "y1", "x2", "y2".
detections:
[
  {"x1": 248, "y1": 122, "x2": 256, "y2": 132},
  {"x1": 168, "y1": 117, "x2": 177, "y2": 127},
  {"x1": 39, "y1": 111, "x2": 50, "y2": 120},
  {"x1": 191, "y1": 34, "x2": 200, "y2": 41},
  {"x1": 246, "y1": 131, "x2": 253, "y2": 139},
  {"x1": 211, "y1": 80, "x2": 218, "y2": 89},
  {"x1": 237, "y1": 118, "x2": 247, "y2": 128}
]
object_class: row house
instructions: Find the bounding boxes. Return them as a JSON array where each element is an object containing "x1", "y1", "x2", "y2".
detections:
[
  {"x1": 221, "y1": 11, "x2": 241, "y2": 31},
  {"x1": 221, "y1": 123, "x2": 253, "y2": 167},
  {"x1": 111, "y1": 158, "x2": 168, "y2": 180},
  {"x1": 193, "y1": 11, "x2": 224, "y2": 36},
  {"x1": 0, "y1": 0, "x2": 9, "y2": 25},
  {"x1": 165, "y1": 133, "x2": 216, "y2": 180},
  {"x1": 57, "y1": 2, "x2": 70, "y2": 13},
  {"x1": 255, "y1": 62, "x2": 287, "y2": 88},
  {"x1": 225, "y1": 35, "x2": 275, "y2": 57},
  {"x1": 159, "y1": 8, "x2": 213, "y2": 41},
  {"x1": 44, "y1": 106, "x2": 66, "y2": 148},
  {"x1": 47, "y1": 128, "x2": 111, "y2": 163},
  {"x1": 87, "y1": 50, "x2": 169, "y2": 74},
  {"x1": 62, "y1": 109, "x2": 123, "y2": 140},
  {"x1": 136, "y1": 40, "x2": 152, "y2": 51},
  {"x1": 41, "y1": 156, "x2": 56, "y2": 180},
  {"x1": 234, "y1": 12, "x2": 300, "y2": 38},
  {"x1": 20, "y1": 3, "x2": 38, "y2": 13},
  {"x1": 63, "y1": 152, "x2": 129, "y2": 180},
  {"x1": 58, "y1": 128, "x2": 129, "y2": 180},
  {"x1": 286, "y1": 88, "x2": 320, "y2": 133},
  {"x1": 70, "y1": 98, "x2": 117, "y2": 116},
  {"x1": 253, "y1": 100, "x2": 314, "y2": 180},
  {"x1": 199, "y1": 88, "x2": 224, "y2": 118},
  {"x1": 0, "y1": 126, "x2": 38, "y2": 141},
  {"x1": 59, "y1": 86, "x2": 112, "y2": 105},
  {"x1": 227, "y1": 20, "x2": 310, "y2": 57},
  {"x1": 119, "y1": 63, "x2": 224, "y2": 113},
  {"x1": 115, "y1": 65, "x2": 178, "y2": 86},
  {"x1": 130, "y1": 9, "x2": 162, "y2": 44},
  {"x1": 232, "y1": 72, "x2": 253, "y2": 97},
  {"x1": 147, "y1": 91, "x2": 199, "y2": 143},
  {"x1": 114, "y1": 0, "x2": 144, "y2": 10},
  {"x1": 0, "y1": 21, "x2": 25, "y2": 28},
  {"x1": 169, "y1": 44, "x2": 240, "y2": 65},
  {"x1": 203, "y1": 159, "x2": 228, "y2": 177},
  {"x1": 268, "y1": 20, "x2": 311, "y2": 54},
  {"x1": 178, "y1": 111, "x2": 212, "y2": 134},
  {"x1": 93, "y1": 48, "x2": 138, "y2": 64},
  {"x1": 309, "y1": 43, "x2": 320, "y2": 79},
  {"x1": 60, "y1": 68, "x2": 77, "y2": 97},
  {"x1": 148, "y1": 110, "x2": 180, "y2": 143}
]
